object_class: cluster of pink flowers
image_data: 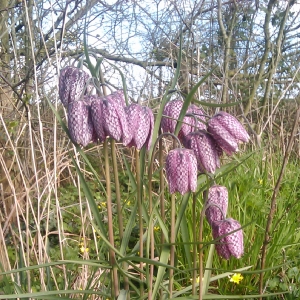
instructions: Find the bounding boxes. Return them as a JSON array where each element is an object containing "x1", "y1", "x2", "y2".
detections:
[
  {"x1": 206, "y1": 185, "x2": 243, "y2": 259},
  {"x1": 162, "y1": 99, "x2": 248, "y2": 260},
  {"x1": 59, "y1": 66, "x2": 248, "y2": 260},
  {"x1": 162, "y1": 99, "x2": 250, "y2": 189},
  {"x1": 59, "y1": 67, "x2": 154, "y2": 150}
]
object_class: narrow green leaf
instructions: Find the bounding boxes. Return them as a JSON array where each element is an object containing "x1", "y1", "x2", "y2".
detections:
[
  {"x1": 175, "y1": 192, "x2": 190, "y2": 236},
  {"x1": 71, "y1": 157, "x2": 106, "y2": 235},
  {"x1": 148, "y1": 30, "x2": 183, "y2": 162},
  {"x1": 106, "y1": 61, "x2": 129, "y2": 105},
  {"x1": 152, "y1": 245, "x2": 171, "y2": 299},
  {"x1": 180, "y1": 214, "x2": 192, "y2": 270},
  {"x1": 174, "y1": 67, "x2": 216, "y2": 136},
  {"x1": 170, "y1": 291, "x2": 289, "y2": 299},
  {"x1": 120, "y1": 198, "x2": 138, "y2": 255},
  {"x1": 193, "y1": 99, "x2": 242, "y2": 108},
  {"x1": 203, "y1": 244, "x2": 215, "y2": 295}
]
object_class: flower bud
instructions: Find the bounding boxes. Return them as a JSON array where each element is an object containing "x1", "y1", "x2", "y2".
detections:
[
  {"x1": 59, "y1": 67, "x2": 90, "y2": 107},
  {"x1": 205, "y1": 185, "x2": 228, "y2": 225},
  {"x1": 125, "y1": 104, "x2": 154, "y2": 150},
  {"x1": 183, "y1": 130, "x2": 220, "y2": 173},
  {"x1": 208, "y1": 111, "x2": 250, "y2": 155},
  {"x1": 165, "y1": 148, "x2": 197, "y2": 195},
  {"x1": 68, "y1": 100, "x2": 95, "y2": 147},
  {"x1": 212, "y1": 218, "x2": 244, "y2": 260}
]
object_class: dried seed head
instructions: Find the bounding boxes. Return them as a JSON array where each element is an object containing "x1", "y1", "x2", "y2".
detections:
[
  {"x1": 68, "y1": 100, "x2": 95, "y2": 147},
  {"x1": 125, "y1": 104, "x2": 154, "y2": 150},
  {"x1": 59, "y1": 67, "x2": 90, "y2": 107},
  {"x1": 165, "y1": 148, "x2": 197, "y2": 195},
  {"x1": 212, "y1": 218, "x2": 244, "y2": 260},
  {"x1": 183, "y1": 130, "x2": 220, "y2": 173},
  {"x1": 205, "y1": 185, "x2": 228, "y2": 225}
]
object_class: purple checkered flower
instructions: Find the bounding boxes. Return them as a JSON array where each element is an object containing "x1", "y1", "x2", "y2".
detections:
[
  {"x1": 59, "y1": 67, "x2": 90, "y2": 107},
  {"x1": 183, "y1": 130, "x2": 220, "y2": 174},
  {"x1": 208, "y1": 111, "x2": 250, "y2": 156},
  {"x1": 186, "y1": 104, "x2": 207, "y2": 131},
  {"x1": 90, "y1": 96, "x2": 106, "y2": 143},
  {"x1": 161, "y1": 100, "x2": 192, "y2": 141},
  {"x1": 205, "y1": 185, "x2": 228, "y2": 226},
  {"x1": 68, "y1": 99, "x2": 95, "y2": 147},
  {"x1": 212, "y1": 218, "x2": 244, "y2": 260},
  {"x1": 125, "y1": 104, "x2": 154, "y2": 150},
  {"x1": 165, "y1": 148, "x2": 197, "y2": 195},
  {"x1": 101, "y1": 93, "x2": 130, "y2": 143}
]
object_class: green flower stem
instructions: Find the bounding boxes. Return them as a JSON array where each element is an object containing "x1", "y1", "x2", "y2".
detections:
[
  {"x1": 147, "y1": 151, "x2": 154, "y2": 299},
  {"x1": 198, "y1": 206, "x2": 205, "y2": 300},
  {"x1": 192, "y1": 193, "x2": 197, "y2": 295},
  {"x1": 104, "y1": 139, "x2": 119, "y2": 298},
  {"x1": 111, "y1": 140, "x2": 123, "y2": 237},
  {"x1": 169, "y1": 194, "x2": 176, "y2": 297},
  {"x1": 199, "y1": 177, "x2": 210, "y2": 300},
  {"x1": 111, "y1": 139, "x2": 129, "y2": 292},
  {"x1": 159, "y1": 137, "x2": 165, "y2": 247},
  {"x1": 135, "y1": 148, "x2": 144, "y2": 296},
  {"x1": 169, "y1": 138, "x2": 177, "y2": 297}
]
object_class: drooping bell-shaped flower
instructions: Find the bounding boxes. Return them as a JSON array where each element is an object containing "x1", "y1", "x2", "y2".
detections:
[
  {"x1": 211, "y1": 218, "x2": 244, "y2": 260},
  {"x1": 186, "y1": 104, "x2": 207, "y2": 131},
  {"x1": 59, "y1": 67, "x2": 90, "y2": 107},
  {"x1": 165, "y1": 148, "x2": 197, "y2": 195},
  {"x1": 125, "y1": 103, "x2": 154, "y2": 150},
  {"x1": 208, "y1": 111, "x2": 250, "y2": 156},
  {"x1": 101, "y1": 93, "x2": 130, "y2": 143},
  {"x1": 205, "y1": 185, "x2": 228, "y2": 226},
  {"x1": 68, "y1": 99, "x2": 95, "y2": 147},
  {"x1": 183, "y1": 130, "x2": 220, "y2": 174},
  {"x1": 90, "y1": 95, "x2": 106, "y2": 143},
  {"x1": 161, "y1": 99, "x2": 192, "y2": 140}
]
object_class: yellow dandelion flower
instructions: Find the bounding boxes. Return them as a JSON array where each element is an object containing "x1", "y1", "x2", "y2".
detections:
[
  {"x1": 229, "y1": 273, "x2": 243, "y2": 284},
  {"x1": 190, "y1": 276, "x2": 203, "y2": 284},
  {"x1": 258, "y1": 178, "x2": 263, "y2": 185},
  {"x1": 80, "y1": 246, "x2": 89, "y2": 253},
  {"x1": 154, "y1": 226, "x2": 160, "y2": 231}
]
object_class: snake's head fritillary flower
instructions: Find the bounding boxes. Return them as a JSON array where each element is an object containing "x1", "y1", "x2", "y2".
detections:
[
  {"x1": 90, "y1": 96, "x2": 106, "y2": 143},
  {"x1": 183, "y1": 130, "x2": 220, "y2": 173},
  {"x1": 101, "y1": 93, "x2": 130, "y2": 143},
  {"x1": 125, "y1": 104, "x2": 154, "y2": 150},
  {"x1": 68, "y1": 99, "x2": 95, "y2": 147},
  {"x1": 161, "y1": 99, "x2": 193, "y2": 141},
  {"x1": 112, "y1": 90, "x2": 127, "y2": 106},
  {"x1": 205, "y1": 185, "x2": 228, "y2": 226},
  {"x1": 212, "y1": 218, "x2": 244, "y2": 260},
  {"x1": 59, "y1": 67, "x2": 90, "y2": 107},
  {"x1": 165, "y1": 148, "x2": 197, "y2": 195},
  {"x1": 187, "y1": 104, "x2": 207, "y2": 131},
  {"x1": 208, "y1": 111, "x2": 250, "y2": 156}
]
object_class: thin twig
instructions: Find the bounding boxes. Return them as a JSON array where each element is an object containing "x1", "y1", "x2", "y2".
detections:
[{"x1": 259, "y1": 107, "x2": 300, "y2": 298}]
